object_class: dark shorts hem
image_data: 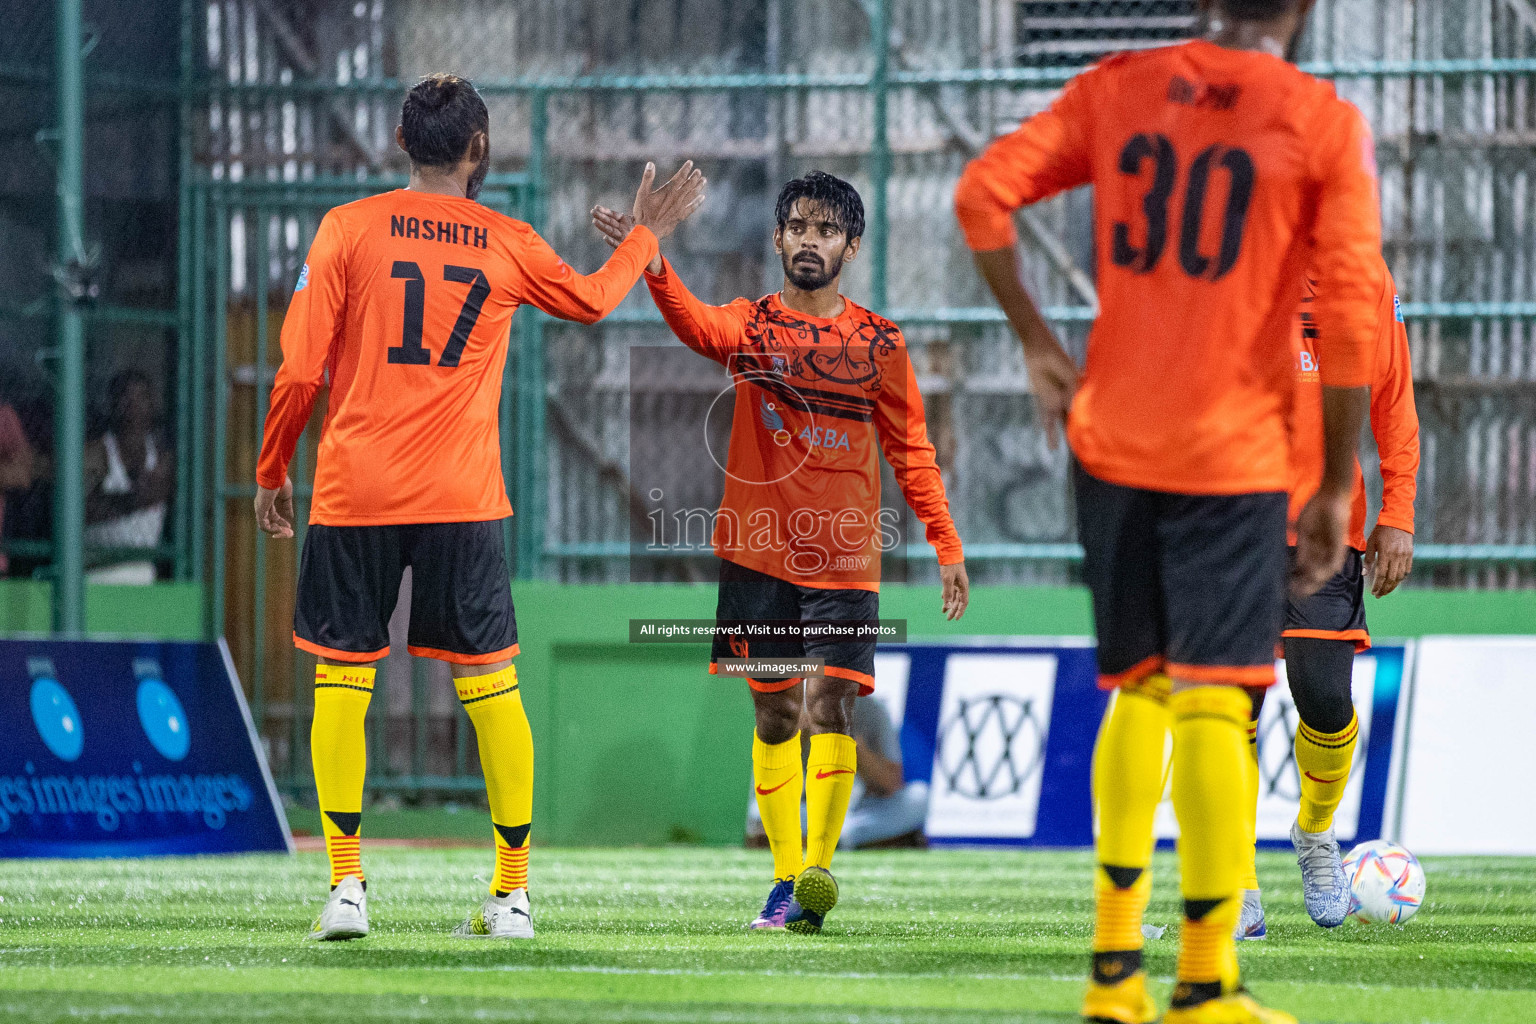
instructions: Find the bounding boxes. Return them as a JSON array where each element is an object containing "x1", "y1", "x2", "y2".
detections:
[
  {"x1": 407, "y1": 643, "x2": 520, "y2": 665},
  {"x1": 1166, "y1": 661, "x2": 1277, "y2": 688},
  {"x1": 1096, "y1": 654, "x2": 1165, "y2": 690},
  {"x1": 294, "y1": 634, "x2": 391, "y2": 663},
  {"x1": 1075, "y1": 463, "x2": 1287, "y2": 689},
  {"x1": 295, "y1": 521, "x2": 518, "y2": 664},
  {"x1": 1284, "y1": 547, "x2": 1370, "y2": 653},
  {"x1": 711, "y1": 558, "x2": 878, "y2": 695}
]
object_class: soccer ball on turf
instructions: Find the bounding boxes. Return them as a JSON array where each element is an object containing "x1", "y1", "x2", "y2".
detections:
[{"x1": 1342, "y1": 840, "x2": 1426, "y2": 924}]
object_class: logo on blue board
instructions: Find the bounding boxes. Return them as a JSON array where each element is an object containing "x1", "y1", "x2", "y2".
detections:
[
  {"x1": 294, "y1": 263, "x2": 310, "y2": 292},
  {"x1": 29, "y1": 663, "x2": 83, "y2": 762},
  {"x1": 136, "y1": 666, "x2": 190, "y2": 761}
]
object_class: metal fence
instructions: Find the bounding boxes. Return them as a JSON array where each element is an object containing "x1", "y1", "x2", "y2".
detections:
[{"x1": 4, "y1": 0, "x2": 1536, "y2": 792}]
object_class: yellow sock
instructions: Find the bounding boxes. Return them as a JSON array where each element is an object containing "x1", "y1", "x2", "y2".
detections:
[
  {"x1": 1091, "y1": 674, "x2": 1170, "y2": 964},
  {"x1": 1295, "y1": 713, "x2": 1359, "y2": 834},
  {"x1": 1169, "y1": 686, "x2": 1249, "y2": 1002},
  {"x1": 753, "y1": 731, "x2": 805, "y2": 880},
  {"x1": 455, "y1": 666, "x2": 534, "y2": 894},
  {"x1": 803, "y1": 732, "x2": 856, "y2": 870},
  {"x1": 312, "y1": 663, "x2": 375, "y2": 887},
  {"x1": 1240, "y1": 717, "x2": 1260, "y2": 891}
]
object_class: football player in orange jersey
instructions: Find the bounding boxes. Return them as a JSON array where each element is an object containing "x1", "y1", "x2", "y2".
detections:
[
  {"x1": 1235, "y1": 262, "x2": 1419, "y2": 940},
  {"x1": 955, "y1": 0, "x2": 1381, "y2": 1020},
  {"x1": 253, "y1": 75, "x2": 704, "y2": 941},
  {"x1": 592, "y1": 171, "x2": 968, "y2": 935}
]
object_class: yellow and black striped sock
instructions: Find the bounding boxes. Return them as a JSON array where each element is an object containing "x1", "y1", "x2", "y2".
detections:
[
  {"x1": 1295, "y1": 713, "x2": 1359, "y2": 834},
  {"x1": 1091, "y1": 674, "x2": 1170, "y2": 980},
  {"x1": 493, "y1": 823, "x2": 530, "y2": 895},
  {"x1": 455, "y1": 665, "x2": 534, "y2": 895},
  {"x1": 312, "y1": 663, "x2": 375, "y2": 888},
  {"x1": 1169, "y1": 686, "x2": 1250, "y2": 1007},
  {"x1": 753, "y1": 730, "x2": 805, "y2": 881}
]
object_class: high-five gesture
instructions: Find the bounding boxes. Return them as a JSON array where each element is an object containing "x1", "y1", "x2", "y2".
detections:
[{"x1": 631, "y1": 160, "x2": 706, "y2": 245}]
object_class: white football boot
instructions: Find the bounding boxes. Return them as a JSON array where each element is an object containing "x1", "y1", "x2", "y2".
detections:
[
  {"x1": 1234, "y1": 888, "x2": 1268, "y2": 940},
  {"x1": 1291, "y1": 820, "x2": 1351, "y2": 928},
  {"x1": 306, "y1": 875, "x2": 369, "y2": 941},
  {"x1": 452, "y1": 887, "x2": 535, "y2": 939}
]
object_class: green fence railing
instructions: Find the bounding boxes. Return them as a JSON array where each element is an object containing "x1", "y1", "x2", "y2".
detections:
[{"x1": 5, "y1": 0, "x2": 1536, "y2": 797}]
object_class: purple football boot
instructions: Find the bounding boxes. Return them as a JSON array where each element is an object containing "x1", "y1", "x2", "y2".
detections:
[{"x1": 747, "y1": 878, "x2": 796, "y2": 930}]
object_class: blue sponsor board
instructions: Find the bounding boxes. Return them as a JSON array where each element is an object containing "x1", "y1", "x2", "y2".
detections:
[
  {"x1": 885, "y1": 642, "x2": 1404, "y2": 848},
  {"x1": 0, "y1": 639, "x2": 291, "y2": 858}
]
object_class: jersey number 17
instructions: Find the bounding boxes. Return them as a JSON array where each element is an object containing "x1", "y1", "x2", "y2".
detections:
[{"x1": 389, "y1": 260, "x2": 490, "y2": 368}]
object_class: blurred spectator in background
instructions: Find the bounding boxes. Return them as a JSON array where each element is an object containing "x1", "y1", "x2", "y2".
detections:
[
  {"x1": 746, "y1": 693, "x2": 929, "y2": 850},
  {"x1": 0, "y1": 395, "x2": 37, "y2": 576},
  {"x1": 84, "y1": 370, "x2": 173, "y2": 583}
]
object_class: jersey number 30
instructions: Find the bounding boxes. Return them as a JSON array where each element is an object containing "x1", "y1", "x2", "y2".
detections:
[
  {"x1": 1111, "y1": 134, "x2": 1254, "y2": 282},
  {"x1": 389, "y1": 260, "x2": 490, "y2": 367}
]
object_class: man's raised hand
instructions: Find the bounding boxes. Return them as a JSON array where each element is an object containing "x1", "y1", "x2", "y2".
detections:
[
  {"x1": 631, "y1": 160, "x2": 706, "y2": 243},
  {"x1": 591, "y1": 205, "x2": 659, "y2": 274}
]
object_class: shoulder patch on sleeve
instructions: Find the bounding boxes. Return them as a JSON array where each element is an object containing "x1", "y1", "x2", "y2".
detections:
[
  {"x1": 294, "y1": 263, "x2": 309, "y2": 292},
  {"x1": 1394, "y1": 293, "x2": 1403, "y2": 323}
]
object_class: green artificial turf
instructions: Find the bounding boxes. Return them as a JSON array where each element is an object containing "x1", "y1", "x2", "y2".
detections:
[{"x1": 0, "y1": 847, "x2": 1532, "y2": 1023}]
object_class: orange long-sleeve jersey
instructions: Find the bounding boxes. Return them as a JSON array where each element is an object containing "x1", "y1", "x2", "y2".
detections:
[
  {"x1": 645, "y1": 259, "x2": 963, "y2": 590},
  {"x1": 256, "y1": 190, "x2": 657, "y2": 525},
  {"x1": 954, "y1": 41, "x2": 1382, "y2": 495},
  {"x1": 1289, "y1": 261, "x2": 1419, "y2": 549}
]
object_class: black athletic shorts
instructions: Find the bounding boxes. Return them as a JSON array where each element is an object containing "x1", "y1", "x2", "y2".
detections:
[
  {"x1": 293, "y1": 520, "x2": 518, "y2": 665},
  {"x1": 709, "y1": 559, "x2": 878, "y2": 695},
  {"x1": 1074, "y1": 463, "x2": 1287, "y2": 689},
  {"x1": 1283, "y1": 545, "x2": 1370, "y2": 652}
]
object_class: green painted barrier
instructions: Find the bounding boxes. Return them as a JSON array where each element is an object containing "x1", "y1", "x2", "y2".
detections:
[
  {"x1": 4, "y1": 580, "x2": 1531, "y2": 845},
  {"x1": 0, "y1": 580, "x2": 204, "y2": 639}
]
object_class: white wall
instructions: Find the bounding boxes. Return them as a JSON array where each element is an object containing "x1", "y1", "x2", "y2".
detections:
[{"x1": 1397, "y1": 637, "x2": 1536, "y2": 856}]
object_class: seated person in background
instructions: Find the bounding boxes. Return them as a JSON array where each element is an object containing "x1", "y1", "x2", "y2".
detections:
[
  {"x1": 84, "y1": 370, "x2": 174, "y2": 584},
  {"x1": 0, "y1": 397, "x2": 36, "y2": 576},
  {"x1": 746, "y1": 692, "x2": 929, "y2": 850}
]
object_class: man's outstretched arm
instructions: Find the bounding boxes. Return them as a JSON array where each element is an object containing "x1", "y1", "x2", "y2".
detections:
[
  {"x1": 1365, "y1": 280, "x2": 1420, "y2": 597},
  {"x1": 591, "y1": 204, "x2": 744, "y2": 364},
  {"x1": 969, "y1": 247, "x2": 1080, "y2": 450},
  {"x1": 256, "y1": 211, "x2": 348, "y2": 538},
  {"x1": 874, "y1": 352, "x2": 968, "y2": 621},
  {"x1": 954, "y1": 71, "x2": 1092, "y2": 449},
  {"x1": 516, "y1": 161, "x2": 705, "y2": 324},
  {"x1": 1295, "y1": 101, "x2": 1384, "y2": 596}
]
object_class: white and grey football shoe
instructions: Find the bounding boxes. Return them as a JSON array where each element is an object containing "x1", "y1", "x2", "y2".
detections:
[{"x1": 305, "y1": 875, "x2": 369, "y2": 941}]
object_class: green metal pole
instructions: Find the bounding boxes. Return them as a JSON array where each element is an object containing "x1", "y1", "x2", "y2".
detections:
[
  {"x1": 52, "y1": 0, "x2": 87, "y2": 634},
  {"x1": 367, "y1": 668, "x2": 385, "y2": 785},
  {"x1": 212, "y1": 207, "x2": 229, "y2": 640},
  {"x1": 869, "y1": 0, "x2": 890, "y2": 314},
  {"x1": 172, "y1": 0, "x2": 195, "y2": 581},
  {"x1": 191, "y1": 190, "x2": 208, "y2": 620},
  {"x1": 288, "y1": 435, "x2": 308, "y2": 790},
  {"x1": 252, "y1": 210, "x2": 270, "y2": 735},
  {"x1": 514, "y1": 91, "x2": 548, "y2": 580},
  {"x1": 411, "y1": 654, "x2": 427, "y2": 780}
]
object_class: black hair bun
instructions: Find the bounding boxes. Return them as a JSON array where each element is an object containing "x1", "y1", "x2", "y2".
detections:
[{"x1": 414, "y1": 76, "x2": 454, "y2": 110}]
